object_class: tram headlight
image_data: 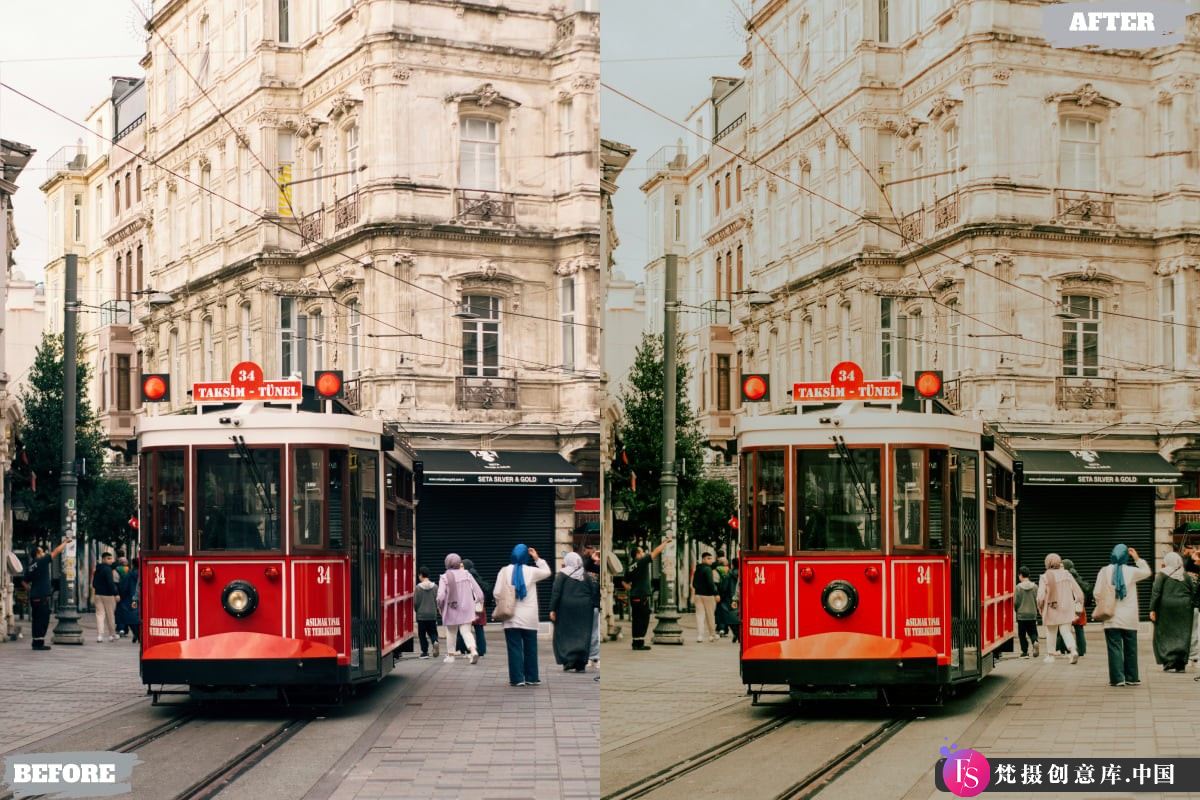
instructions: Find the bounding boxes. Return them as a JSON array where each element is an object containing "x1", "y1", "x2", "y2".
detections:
[
  {"x1": 221, "y1": 580, "x2": 259, "y2": 619},
  {"x1": 821, "y1": 580, "x2": 859, "y2": 619}
]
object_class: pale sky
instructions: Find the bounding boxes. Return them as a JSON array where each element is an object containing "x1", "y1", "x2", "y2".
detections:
[
  {"x1": 601, "y1": 0, "x2": 745, "y2": 282},
  {"x1": 1, "y1": 1, "x2": 147, "y2": 283}
]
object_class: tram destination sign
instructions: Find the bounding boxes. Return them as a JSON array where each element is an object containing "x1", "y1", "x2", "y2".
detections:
[
  {"x1": 793, "y1": 361, "x2": 902, "y2": 405},
  {"x1": 192, "y1": 361, "x2": 302, "y2": 405}
]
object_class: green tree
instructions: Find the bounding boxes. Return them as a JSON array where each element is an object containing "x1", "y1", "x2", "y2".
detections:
[
  {"x1": 14, "y1": 332, "x2": 108, "y2": 541},
  {"x1": 612, "y1": 332, "x2": 704, "y2": 539},
  {"x1": 681, "y1": 477, "x2": 738, "y2": 556},
  {"x1": 83, "y1": 477, "x2": 138, "y2": 553}
]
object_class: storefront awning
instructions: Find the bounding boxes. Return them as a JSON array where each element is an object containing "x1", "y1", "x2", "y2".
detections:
[
  {"x1": 418, "y1": 449, "x2": 581, "y2": 487},
  {"x1": 1019, "y1": 449, "x2": 1181, "y2": 487}
]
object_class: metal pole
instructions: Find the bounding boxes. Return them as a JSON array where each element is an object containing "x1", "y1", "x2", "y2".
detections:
[
  {"x1": 652, "y1": 254, "x2": 682, "y2": 644},
  {"x1": 51, "y1": 253, "x2": 82, "y2": 644}
]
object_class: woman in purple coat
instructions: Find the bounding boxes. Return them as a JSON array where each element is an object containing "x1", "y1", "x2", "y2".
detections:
[{"x1": 438, "y1": 553, "x2": 484, "y2": 664}]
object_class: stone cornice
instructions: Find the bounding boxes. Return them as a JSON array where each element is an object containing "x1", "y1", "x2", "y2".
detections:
[{"x1": 705, "y1": 216, "x2": 747, "y2": 248}]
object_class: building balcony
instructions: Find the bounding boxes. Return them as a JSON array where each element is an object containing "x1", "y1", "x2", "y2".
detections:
[
  {"x1": 645, "y1": 144, "x2": 688, "y2": 174},
  {"x1": 702, "y1": 408, "x2": 736, "y2": 443},
  {"x1": 944, "y1": 377, "x2": 961, "y2": 411},
  {"x1": 99, "y1": 407, "x2": 136, "y2": 444},
  {"x1": 1053, "y1": 189, "x2": 1116, "y2": 226},
  {"x1": 114, "y1": 114, "x2": 145, "y2": 143},
  {"x1": 456, "y1": 375, "x2": 518, "y2": 410},
  {"x1": 932, "y1": 190, "x2": 959, "y2": 232},
  {"x1": 714, "y1": 114, "x2": 746, "y2": 144},
  {"x1": 344, "y1": 377, "x2": 362, "y2": 412},
  {"x1": 46, "y1": 145, "x2": 87, "y2": 175},
  {"x1": 333, "y1": 189, "x2": 359, "y2": 231},
  {"x1": 899, "y1": 208, "x2": 924, "y2": 242},
  {"x1": 1056, "y1": 376, "x2": 1117, "y2": 410},
  {"x1": 454, "y1": 189, "x2": 516, "y2": 225},
  {"x1": 99, "y1": 299, "x2": 132, "y2": 327},
  {"x1": 299, "y1": 207, "x2": 324, "y2": 243}
]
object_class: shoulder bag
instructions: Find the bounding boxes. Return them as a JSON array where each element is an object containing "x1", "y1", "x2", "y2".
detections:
[
  {"x1": 493, "y1": 567, "x2": 517, "y2": 622},
  {"x1": 1092, "y1": 567, "x2": 1117, "y2": 622}
]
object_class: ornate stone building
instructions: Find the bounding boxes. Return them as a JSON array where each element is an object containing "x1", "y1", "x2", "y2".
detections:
[
  {"x1": 641, "y1": 1, "x2": 1200, "y2": 579},
  {"x1": 139, "y1": 0, "x2": 600, "y2": 573}
]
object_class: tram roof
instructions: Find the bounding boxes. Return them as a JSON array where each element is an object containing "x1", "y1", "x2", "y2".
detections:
[{"x1": 736, "y1": 401, "x2": 987, "y2": 450}]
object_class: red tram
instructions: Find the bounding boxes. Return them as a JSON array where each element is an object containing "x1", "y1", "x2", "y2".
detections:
[
  {"x1": 738, "y1": 368, "x2": 1016, "y2": 704},
  {"x1": 137, "y1": 363, "x2": 416, "y2": 701}
]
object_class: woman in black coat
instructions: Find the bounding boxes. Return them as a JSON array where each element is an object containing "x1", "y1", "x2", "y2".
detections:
[
  {"x1": 115, "y1": 558, "x2": 141, "y2": 643},
  {"x1": 550, "y1": 553, "x2": 596, "y2": 672},
  {"x1": 715, "y1": 558, "x2": 741, "y2": 643}
]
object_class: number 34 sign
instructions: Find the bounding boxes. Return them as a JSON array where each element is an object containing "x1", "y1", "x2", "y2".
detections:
[{"x1": 792, "y1": 361, "x2": 902, "y2": 405}]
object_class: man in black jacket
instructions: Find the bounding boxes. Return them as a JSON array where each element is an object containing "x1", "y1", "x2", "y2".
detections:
[
  {"x1": 692, "y1": 552, "x2": 720, "y2": 643},
  {"x1": 626, "y1": 538, "x2": 669, "y2": 650},
  {"x1": 26, "y1": 540, "x2": 68, "y2": 650},
  {"x1": 92, "y1": 552, "x2": 120, "y2": 642}
]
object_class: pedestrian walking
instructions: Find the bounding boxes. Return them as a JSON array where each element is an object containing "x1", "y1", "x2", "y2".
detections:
[
  {"x1": 626, "y1": 539, "x2": 668, "y2": 651},
  {"x1": 585, "y1": 547, "x2": 601, "y2": 669},
  {"x1": 1037, "y1": 553, "x2": 1084, "y2": 664},
  {"x1": 1150, "y1": 551, "x2": 1195, "y2": 672},
  {"x1": 437, "y1": 554, "x2": 484, "y2": 665},
  {"x1": 414, "y1": 566, "x2": 439, "y2": 659},
  {"x1": 494, "y1": 544, "x2": 552, "y2": 686},
  {"x1": 116, "y1": 557, "x2": 141, "y2": 643},
  {"x1": 25, "y1": 540, "x2": 67, "y2": 651},
  {"x1": 713, "y1": 557, "x2": 731, "y2": 637},
  {"x1": 1055, "y1": 559, "x2": 1091, "y2": 657},
  {"x1": 716, "y1": 557, "x2": 741, "y2": 643},
  {"x1": 1094, "y1": 544, "x2": 1152, "y2": 687},
  {"x1": 1015, "y1": 566, "x2": 1039, "y2": 658},
  {"x1": 91, "y1": 552, "x2": 120, "y2": 642},
  {"x1": 455, "y1": 559, "x2": 491, "y2": 657},
  {"x1": 1184, "y1": 548, "x2": 1200, "y2": 667},
  {"x1": 550, "y1": 553, "x2": 597, "y2": 672},
  {"x1": 692, "y1": 552, "x2": 720, "y2": 642}
]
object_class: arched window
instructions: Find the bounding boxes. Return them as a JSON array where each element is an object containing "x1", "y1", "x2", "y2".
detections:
[
  {"x1": 345, "y1": 124, "x2": 359, "y2": 189},
  {"x1": 124, "y1": 173, "x2": 131, "y2": 209},
  {"x1": 347, "y1": 299, "x2": 361, "y2": 378},
  {"x1": 736, "y1": 165, "x2": 743, "y2": 201},
  {"x1": 715, "y1": 254, "x2": 724, "y2": 301},
  {"x1": 458, "y1": 118, "x2": 498, "y2": 190},
  {"x1": 136, "y1": 244, "x2": 144, "y2": 292},
  {"x1": 202, "y1": 317, "x2": 214, "y2": 381},
  {"x1": 946, "y1": 300, "x2": 960, "y2": 378},
  {"x1": 115, "y1": 254, "x2": 124, "y2": 303},
  {"x1": 942, "y1": 124, "x2": 959, "y2": 192},
  {"x1": 1061, "y1": 295, "x2": 1100, "y2": 377},
  {"x1": 714, "y1": 178, "x2": 721, "y2": 216},
  {"x1": 114, "y1": 180, "x2": 121, "y2": 216},
  {"x1": 460, "y1": 296, "x2": 499, "y2": 377},
  {"x1": 241, "y1": 302, "x2": 253, "y2": 361},
  {"x1": 136, "y1": 166, "x2": 142, "y2": 202},
  {"x1": 736, "y1": 244, "x2": 744, "y2": 292},
  {"x1": 125, "y1": 249, "x2": 133, "y2": 301},
  {"x1": 311, "y1": 309, "x2": 325, "y2": 371}
]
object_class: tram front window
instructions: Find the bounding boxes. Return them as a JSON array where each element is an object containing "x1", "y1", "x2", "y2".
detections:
[
  {"x1": 795, "y1": 448, "x2": 881, "y2": 551},
  {"x1": 754, "y1": 450, "x2": 786, "y2": 549},
  {"x1": 197, "y1": 448, "x2": 281, "y2": 551}
]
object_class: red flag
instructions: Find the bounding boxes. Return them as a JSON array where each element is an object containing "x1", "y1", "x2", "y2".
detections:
[{"x1": 30, "y1": 472, "x2": 36, "y2": 492}]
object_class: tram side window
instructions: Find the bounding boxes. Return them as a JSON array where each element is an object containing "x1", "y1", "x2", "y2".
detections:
[
  {"x1": 196, "y1": 448, "x2": 281, "y2": 551},
  {"x1": 329, "y1": 449, "x2": 346, "y2": 549},
  {"x1": 293, "y1": 448, "x2": 325, "y2": 548},
  {"x1": 894, "y1": 449, "x2": 926, "y2": 548},
  {"x1": 796, "y1": 448, "x2": 881, "y2": 551},
  {"x1": 739, "y1": 453, "x2": 754, "y2": 552},
  {"x1": 148, "y1": 450, "x2": 186, "y2": 549},
  {"x1": 754, "y1": 450, "x2": 786, "y2": 550},
  {"x1": 928, "y1": 450, "x2": 947, "y2": 550}
]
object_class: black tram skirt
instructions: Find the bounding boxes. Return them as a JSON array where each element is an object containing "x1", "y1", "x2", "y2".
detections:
[
  {"x1": 742, "y1": 657, "x2": 947, "y2": 687},
  {"x1": 142, "y1": 657, "x2": 345, "y2": 687}
]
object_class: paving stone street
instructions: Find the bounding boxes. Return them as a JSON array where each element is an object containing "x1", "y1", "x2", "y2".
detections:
[
  {"x1": 0, "y1": 614, "x2": 599, "y2": 799},
  {"x1": 602, "y1": 613, "x2": 1200, "y2": 800}
]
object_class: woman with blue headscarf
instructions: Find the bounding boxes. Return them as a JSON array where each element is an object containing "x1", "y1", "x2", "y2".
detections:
[
  {"x1": 1096, "y1": 543, "x2": 1152, "y2": 687},
  {"x1": 494, "y1": 543, "x2": 552, "y2": 686}
]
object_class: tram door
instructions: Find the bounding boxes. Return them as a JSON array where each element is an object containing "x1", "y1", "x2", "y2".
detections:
[
  {"x1": 949, "y1": 449, "x2": 982, "y2": 679},
  {"x1": 350, "y1": 449, "x2": 382, "y2": 679}
]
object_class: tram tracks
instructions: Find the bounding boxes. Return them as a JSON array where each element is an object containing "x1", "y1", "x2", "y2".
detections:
[
  {"x1": 0, "y1": 712, "x2": 311, "y2": 800},
  {"x1": 602, "y1": 712, "x2": 911, "y2": 800}
]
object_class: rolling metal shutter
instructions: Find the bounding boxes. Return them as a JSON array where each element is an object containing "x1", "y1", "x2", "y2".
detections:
[
  {"x1": 417, "y1": 486, "x2": 556, "y2": 622},
  {"x1": 1017, "y1": 487, "x2": 1155, "y2": 621}
]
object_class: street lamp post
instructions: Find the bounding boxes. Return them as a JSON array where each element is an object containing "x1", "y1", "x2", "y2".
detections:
[
  {"x1": 652, "y1": 253, "x2": 683, "y2": 645},
  {"x1": 51, "y1": 253, "x2": 82, "y2": 645}
]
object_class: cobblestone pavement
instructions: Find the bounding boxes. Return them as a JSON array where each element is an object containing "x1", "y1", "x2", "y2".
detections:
[
  {"x1": 0, "y1": 612, "x2": 145, "y2": 755},
  {"x1": 604, "y1": 615, "x2": 1200, "y2": 800}
]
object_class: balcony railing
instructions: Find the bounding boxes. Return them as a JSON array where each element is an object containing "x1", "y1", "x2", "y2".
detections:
[
  {"x1": 299, "y1": 208, "x2": 324, "y2": 243},
  {"x1": 114, "y1": 114, "x2": 145, "y2": 143},
  {"x1": 943, "y1": 377, "x2": 961, "y2": 411},
  {"x1": 646, "y1": 144, "x2": 688, "y2": 174},
  {"x1": 932, "y1": 190, "x2": 959, "y2": 231},
  {"x1": 456, "y1": 375, "x2": 518, "y2": 410},
  {"x1": 100, "y1": 299, "x2": 132, "y2": 326},
  {"x1": 344, "y1": 377, "x2": 361, "y2": 411},
  {"x1": 46, "y1": 145, "x2": 88, "y2": 175},
  {"x1": 1054, "y1": 189, "x2": 1116, "y2": 225},
  {"x1": 333, "y1": 189, "x2": 359, "y2": 231},
  {"x1": 454, "y1": 189, "x2": 516, "y2": 225},
  {"x1": 1056, "y1": 376, "x2": 1117, "y2": 409},
  {"x1": 899, "y1": 209, "x2": 924, "y2": 242},
  {"x1": 714, "y1": 114, "x2": 746, "y2": 143}
]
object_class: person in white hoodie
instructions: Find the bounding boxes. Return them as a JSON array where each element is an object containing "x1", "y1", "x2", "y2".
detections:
[
  {"x1": 494, "y1": 543, "x2": 552, "y2": 686},
  {"x1": 1095, "y1": 544, "x2": 1152, "y2": 687}
]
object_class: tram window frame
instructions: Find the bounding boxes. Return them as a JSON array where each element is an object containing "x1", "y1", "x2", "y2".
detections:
[
  {"x1": 739, "y1": 452, "x2": 755, "y2": 552},
  {"x1": 288, "y1": 445, "x2": 351, "y2": 552},
  {"x1": 384, "y1": 460, "x2": 416, "y2": 549},
  {"x1": 292, "y1": 446, "x2": 328, "y2": 550},
  {"x1": 891, "y1": 446, "x2": 950, "y2": 553},
  {"x1": 742, "y1": 449, "x2": 787, "y2": 552},
  {"x1": 194, "y1": 445, "x2": 283, "y2": 553},
  {"x1": 986, "y1": 460, "x2": 1015, "y2": 548},
  {"x1": 141, "y1": 448, "x2": 187, "y2": 551},
  {"x1": 794, "y1": 445, "x2": 882, "y2": 553}
]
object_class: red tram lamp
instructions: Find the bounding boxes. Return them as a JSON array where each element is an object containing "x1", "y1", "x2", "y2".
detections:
[
  {"x1": 914, "y1": 370, "x2": 943, "y2": 399},
  {"x1": 314, "y1": 370, "x2": 344, "y2": 399},
  {"x1": 141, "y1": 373, "x2": 170, "y2": 403},
  {"x1": 741, "y1": 374, "x2": 770, "y2": 403}
]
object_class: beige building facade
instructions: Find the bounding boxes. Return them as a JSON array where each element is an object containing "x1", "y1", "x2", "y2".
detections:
[{"x1": 641, "y1": 1, "x2": 1200, "y2": 570}]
